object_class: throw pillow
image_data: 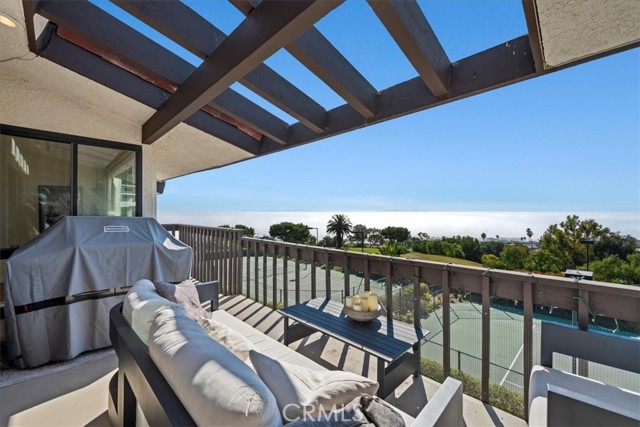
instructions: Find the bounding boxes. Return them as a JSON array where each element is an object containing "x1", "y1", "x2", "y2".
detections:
[
  {"x1": 249, "y1": 350, "x2": 379, "y2": 422},
  {"x1": 199, "y1": 316, "x2": 254, "y2": 361},
  {"x1": 154, "y1": 280, "x2": 208, "y2": 321}
]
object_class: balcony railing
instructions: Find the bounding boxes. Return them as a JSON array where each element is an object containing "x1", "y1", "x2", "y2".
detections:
[{"x1": 164, "y1": 224, "x2": 640, "y2": 419}]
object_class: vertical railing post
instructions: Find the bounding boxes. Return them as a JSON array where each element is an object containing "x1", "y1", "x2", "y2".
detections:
[
  {"x1": 254, "y1": 240, "x2": 259, "y2": 301},
  {"x1": 481, "y1": 275, "x2": 491, "y2": 403},
  {"x1": 272, "y1": 245, "x2": 278, "y2": 309},
  {"x1": 385, "y1": 260, "x2": 393, "y2": 321},
  {"x1": 236, "y1": 231, "x2": 243, "y2": 294},
  {"x1": 523, "y1": 280, "x2": 534, "y2": 421},
  {"x1": 343, "y1": 255, "x2": 350, "y2": 298},
  {"x1": 295, "y1": 248, "x2": 301, "y2": 304},
  {"x1": 282, "y1": 246, "x2": 289, "y2": 307},
  {"x1": 245, "y1": 240, "x2": 251, "y2": 299},
  {"x1": 262, "y1": 242, "x2": 268, "y2": 306},
  {"x1": 311, "y1": 250, "x2": 317, "y2": 299},
  {"x1": 325, "y1": 251, "x2": 332, "y2": 299},
  {"x1": 442, "y1": 269, "x2": 451, "y2": 378},
  {"x1": 413, "y1": 265, "x2": 421, "y2": 330},
  {"x1": 577, "y1": 288, "x2": 590, "y2": 376},
  {"x1": 364, "y1": 256, "x2": 371, "y2": 292}
]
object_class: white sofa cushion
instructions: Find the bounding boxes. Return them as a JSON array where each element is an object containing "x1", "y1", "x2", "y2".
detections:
[
  {"x1": 249, "y1": 350, "x2": 379, "y2": 422},
  {"x1": 199, "y1": 316, "x2": 254, "y2": 361},
  {"x1": 209, "y1": 310, "x2": 324, "y2": 370},
  {"x1": 149, "y1": 306, "x2": 282, "y2": 427},
  {"x1": 123, "y1": 279, "x2": 179, "y2": 343},
  {"x1": 529, "y1": 365, "x2": 640, "y2": 427}
]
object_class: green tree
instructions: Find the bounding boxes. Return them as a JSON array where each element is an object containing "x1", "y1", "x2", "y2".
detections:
[
  {"x1": 234, "y1": 224, "x2": 255, "y2": 237},
  {"x1": 482, "y1": 254, "x2": 503, "y2": 269},
  {"x1": 592, "y1": 254, "x2": 640, "y2": 285},
  {"x1": 326, "y1": 214, "x2": 353, "y2": 249},
  {"x1": 526, "y1": 228, "x2": 534, "y2": 249},
  {"x1": 381, "y1": 226, "x2": 411, "y2": 243},
  {"x1": 349, "y1": 224, "x2": 369, "y2": 249},
  {"x1": 593, "y1": 232, "x2": 637, "y2": 261},
  {"x1": 524, "y1": 249, "x2": 563, "y2": 273},
  {"x1": 481, "y1": 232, "x2": 486, "y2": 242},
  {"x1": 269, "y1": 222, "x2": 311, "y2": 243},
  {"x1": 539, "y1": 215, "x2": 609, "y2": 270},
  {"x1": 499, "y1": 245, "x2": 529, "y2": 270},
  {"x1": 368, "y1": 228, "x2": 384, "y2": 246}
]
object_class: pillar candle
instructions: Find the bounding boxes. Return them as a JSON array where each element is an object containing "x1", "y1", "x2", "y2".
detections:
[
  {"x1": 345, "y1": 296, "x2": 353, "y2": 308},
  {"x1": 368, "y1": 293, "x2": 378, "y2": 312},
  {"x1": 360, "y1": 297, "x2": 369, "y2": 312},
  {"x1": 352, "y1": 295, "x2": 361, "y2": 305},
  {"x1": 363, "y1": 291, "x2": 371, "y2": 298},
  {"x1": 353, "y1": 303, "x2": 362, "y2": 312}
]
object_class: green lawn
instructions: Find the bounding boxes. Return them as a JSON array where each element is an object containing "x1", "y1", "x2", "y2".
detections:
[
  {"x1": 344, "y1": 246, "x2": 482, "y2": 267},
  {"x1": 401, "y1": 252, "x2": 482, "y2": 267}
]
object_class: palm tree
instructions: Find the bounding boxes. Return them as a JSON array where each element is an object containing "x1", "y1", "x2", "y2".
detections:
[
  {"x1": 526, "y1": 228, "x2": 534, "y2": 249},
  {"x1": 326, "y1": 214, "x2": 353, "y2": 249},
  {"x1": 481, "y1": 232, "x2": 486, "y2": 242}
]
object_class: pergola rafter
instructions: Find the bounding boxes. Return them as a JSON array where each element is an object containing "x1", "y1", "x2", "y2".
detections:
[
  {"x1": 232, "y1": 0, "x2": 379, "y2": 120},
  {"x1": 367, "y1": 0, "x2": 450, "y2": 98},
  {"x1": 141, "y1": 0, "x2": 342, "y2": 144},
  {"x1": 113, "y1": 0, "x2": 329, "y2": 134}
]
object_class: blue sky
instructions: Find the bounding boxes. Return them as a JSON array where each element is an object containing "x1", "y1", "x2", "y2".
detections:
[{"x1": 98, "y1": 1, "x2": 640, "y2": 216}]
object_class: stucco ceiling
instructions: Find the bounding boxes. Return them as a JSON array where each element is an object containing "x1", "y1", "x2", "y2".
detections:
[{"x1": 1, "y1": 0, "x2": 638, "y2": 182}]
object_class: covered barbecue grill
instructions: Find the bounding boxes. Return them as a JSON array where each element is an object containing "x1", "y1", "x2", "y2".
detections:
[{"x1": 4, "y1": 216, "x2": 192, "y2": 368}]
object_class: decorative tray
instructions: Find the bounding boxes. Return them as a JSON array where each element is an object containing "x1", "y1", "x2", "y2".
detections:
[{"x1": 344, "y1": 304, "x2": 382, "y2": 322}]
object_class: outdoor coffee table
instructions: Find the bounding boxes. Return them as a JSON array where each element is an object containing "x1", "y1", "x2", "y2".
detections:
[{"x1": 279, "y1": 298, "x2": 428, "y2": 398}]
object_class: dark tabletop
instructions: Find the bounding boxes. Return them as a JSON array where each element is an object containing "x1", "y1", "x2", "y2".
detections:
[{"x1": 279, "y1": 298, "x2": 428, "y2": 362}]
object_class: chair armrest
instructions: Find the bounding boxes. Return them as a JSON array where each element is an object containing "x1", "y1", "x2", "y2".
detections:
[
  {"x1": 196, "y1": 281, "x2": 219, "y2": 311},
  {"x1": 411, "y1": 377, "x2": 464, "y2": 427}
]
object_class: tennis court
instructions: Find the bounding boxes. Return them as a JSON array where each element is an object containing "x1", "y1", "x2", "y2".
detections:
[{"x1": 242, "y1": 257, "x2": 640, "y2": 394}]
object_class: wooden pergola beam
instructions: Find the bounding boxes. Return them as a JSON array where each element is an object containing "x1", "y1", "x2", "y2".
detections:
[
  {"x1": 367, "y1": 0, "x2": 450, "y2": 97},
  {"x1": 263, "y1": 35, "x2": 537, "y2": 154},
  {"x1": 36, "y1": 0, "x2": 290, "y2": 145},
  {"x1": 21, "y1": 0, "x2": 39, "y2": 53},
  {"x1": 113, "y1": 0, "x2": 328, "y2": 133},
  {"x1": 37, "y1": 24, "x2": 262, "y2": 155},
  {"x1": 142, "y1": 0, "x2": 341, "y2": 144},
  {"x1": 232, "y1": 0, "x2": 378, "y2": 120}
]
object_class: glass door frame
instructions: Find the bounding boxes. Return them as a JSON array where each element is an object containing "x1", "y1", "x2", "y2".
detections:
[{"x1": 1, "y1": 124, "x2": 143, "y2": 230}]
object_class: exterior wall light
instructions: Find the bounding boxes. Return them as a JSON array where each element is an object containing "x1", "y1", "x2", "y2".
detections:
[{"x1": 0, "y1": 13, "x2": 17, "y2": 28}]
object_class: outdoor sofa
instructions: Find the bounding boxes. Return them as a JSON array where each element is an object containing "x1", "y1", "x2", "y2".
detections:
[
  {"x1": 108, "y1": 279, "x2": 464, "y2": 426},
  {"x1": 528, "y1": 321, "x2": 640, "y2": 426}
]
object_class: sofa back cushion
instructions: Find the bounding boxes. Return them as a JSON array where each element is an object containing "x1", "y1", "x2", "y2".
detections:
[
  {"x1": 123, "y1": 279, "x2": 179, "y2": 343},
  {"x1": 149, "y1": 306, "x2": 282, "y2": 427}
]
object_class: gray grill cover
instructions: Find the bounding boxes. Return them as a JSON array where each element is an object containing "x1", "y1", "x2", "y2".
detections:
[{"x1": 4, "y1": 216, "x2": 192, "y2": 368}]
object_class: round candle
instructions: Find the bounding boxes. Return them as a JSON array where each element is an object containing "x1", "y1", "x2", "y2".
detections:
[
  {"x1": 360, "y1": 297, "x2": 369, "y2": 312},
  {"x1": 368, "y1": 294, "x2": 378, "y2": 312},
  {"x1": 352, "y1": 295, "x2": 361, "y2": 305},
  {"x1": 345, "y1": 296, "x2": 353, "y2": 308},
  {"x1": 353, "y1": 303, "x2": 362, "y2": 312}
]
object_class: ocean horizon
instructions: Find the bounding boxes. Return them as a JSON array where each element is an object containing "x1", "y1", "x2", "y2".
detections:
[{"x1": 157, "y1": 211, "x2": 640, "y2": 240}]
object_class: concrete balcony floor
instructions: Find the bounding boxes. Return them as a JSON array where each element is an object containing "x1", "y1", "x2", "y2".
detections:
[{"x1": 0, "y1": 295, "x2": 527, "y2": 426}]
